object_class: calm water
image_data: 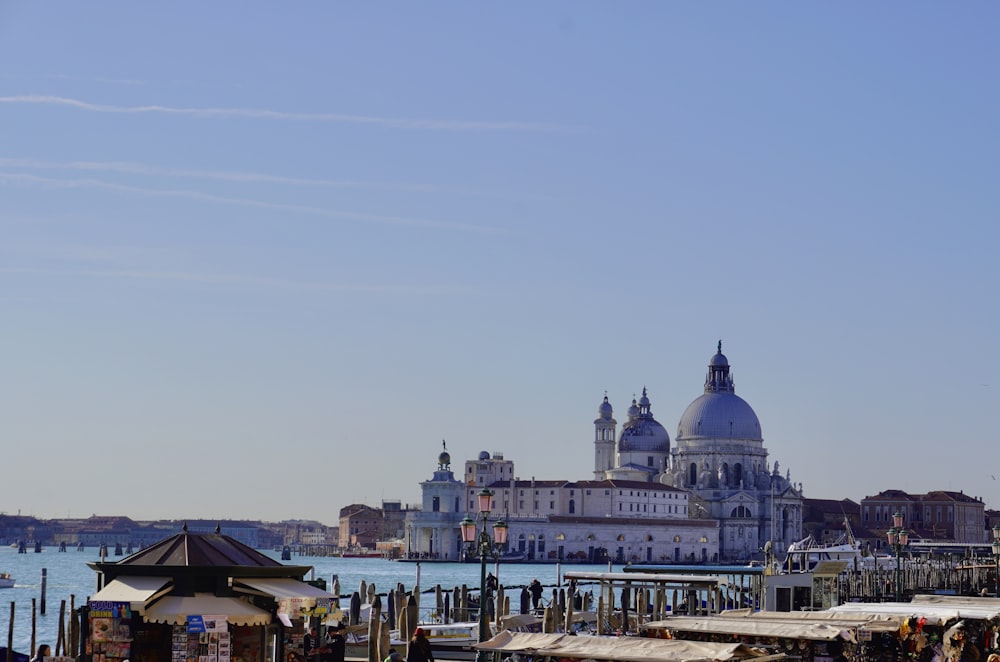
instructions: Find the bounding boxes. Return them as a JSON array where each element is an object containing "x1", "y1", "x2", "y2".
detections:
[{"x1": 0, "y1": 546, "x2": 613, "y2": 654}]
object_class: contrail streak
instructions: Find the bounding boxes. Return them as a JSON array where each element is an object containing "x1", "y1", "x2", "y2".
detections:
[{"x1": 0, "y1": 95, "x2": 576, "y2": 132}]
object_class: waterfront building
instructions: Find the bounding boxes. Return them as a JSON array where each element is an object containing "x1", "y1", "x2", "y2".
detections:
[
  {"x1": 406, "y1": 342, "x2": 800, "y2": 563},
  {"x1": 861, "y1": 488, "x2": 987, "y2": 545},
  {"x1": 406, "y1": 444, "x2": 716, "y2": 562}
]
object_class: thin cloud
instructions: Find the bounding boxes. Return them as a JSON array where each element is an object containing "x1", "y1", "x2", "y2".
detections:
[
  {"x1": 0, "y1": 266, "x2": 472, "y2": 295},
  {"x1": 0, "y1": 157, "x2": 558, "y2": 200},
  {"x1": 0, "y1": 95, "x2": 577, "y2": 132},
  {"x1": 0, "y1": 172, "x2": 501, "y2": 234}
]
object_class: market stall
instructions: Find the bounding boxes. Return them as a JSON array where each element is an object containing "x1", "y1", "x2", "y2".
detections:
[
  {"x1": 473, "y1": 631, "x2": 785, "y2": 662},
  {"x1": 85, "y1": 526, "x2": 336, "y2": 662}
]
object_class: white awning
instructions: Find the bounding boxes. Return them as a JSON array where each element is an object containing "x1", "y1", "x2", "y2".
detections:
[
  {"x1": 234, "y1": 578, "x2": 334, "y2": 601},
  {"x1": 234, "y1": 577, "x2": 337, "y2": 619},
  {"x1": 474, "y1": 632, "x2": 781, "y2": 662},
  {"x1": 144, "y1": 593, "x2": 271, "y2": 626},
  {"x1": 90, "y1": 576, "x2": 172, "y2": 613}
]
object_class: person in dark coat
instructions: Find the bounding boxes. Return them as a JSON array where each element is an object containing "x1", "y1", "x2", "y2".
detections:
[
  {"x1": 405, "y1": 628, "x2": 434, "y2": 662},
  {"x1": 303, "y1": 628, "x2": 320, "y2": 659},
  {"x1": 528, "y1": 579, "x2": 544, "y2": 610},
  {"x1": 326, "y1": 625, "x2": 346, "y2": 662}
]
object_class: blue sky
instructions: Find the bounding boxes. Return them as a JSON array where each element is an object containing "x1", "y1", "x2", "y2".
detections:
[{"x1": 1, "y1": 3, "x2": 998, "y2": 524}]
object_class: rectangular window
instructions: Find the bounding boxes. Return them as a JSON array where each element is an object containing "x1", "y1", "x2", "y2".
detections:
[{"x1": 549, "y1": 501, "x2": 555, "y2": 509}]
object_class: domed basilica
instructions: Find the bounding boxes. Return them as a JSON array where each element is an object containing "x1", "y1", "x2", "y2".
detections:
[
  {"x1": 594, "y1": 342, "x2": 803, "y2": 560},
  {"x1": 406, "y1": 342, "x2": 802, "y2": 563}
]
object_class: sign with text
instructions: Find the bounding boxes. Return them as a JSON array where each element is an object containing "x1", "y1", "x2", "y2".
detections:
[{"x1": 187, "y1": 615, "x2": 206, "y2": 633}]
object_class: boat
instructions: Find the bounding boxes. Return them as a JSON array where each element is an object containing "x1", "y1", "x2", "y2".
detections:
[
  {"x1": 460, "y1": 550, "x2": 527, "y2": 564},
  {"x1": 781, "y1": 518, "x2": 885, "y2": 573},
  {"x1": 0, "y1": 573, "x2": 14, "y2": 589},
  {"x1": 417, "y1": 622, "x2": 482, "y2": 661},
  {"x1": 340, "y1": 548, "x2": 385, "y2": 559}
]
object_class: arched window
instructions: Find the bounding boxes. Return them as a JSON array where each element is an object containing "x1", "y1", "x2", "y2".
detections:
[
  {"x1": 673, "y1": 535, "x2": 682, "y2": 543},
  {"x1": 555, "y1": 533, "x2": 566, "y2": 541},
  {"x1": 688, "y1": 463, "x2": 697, "y2": 486},
  {"x1": 733, "y1": 463, "x2": 743, "y2": 485},
  {"x1": 645, "y1": 534, "x2": 654, "y2": 542},
  {"x1": 569, "y1": 499, "x2": 576, "y2": 514},
  {"x1": 730, "y1": 506, "x2": 752, "y2": 518},
  {"x1": 616, "y1": 534, "x2": 625, "y2": 542},
  {"x1": 586, "y1": 533, "x2": 596, "y2": 541}
]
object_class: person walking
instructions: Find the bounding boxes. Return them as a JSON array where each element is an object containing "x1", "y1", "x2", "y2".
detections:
[
  {"x1": 30, "y1": 645, "x2": 51, "y2": 662},
  {"x1": 405, "y1": 628, "x2": 434, "y2": 662}
]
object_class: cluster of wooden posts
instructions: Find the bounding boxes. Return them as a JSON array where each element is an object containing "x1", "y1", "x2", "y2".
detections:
[
  {"x1": 837, "y1": 558, "x2": 998, "y2": 600},
  {"x1": 5, "y1": 596, "x2": 81, "y2": 662}
]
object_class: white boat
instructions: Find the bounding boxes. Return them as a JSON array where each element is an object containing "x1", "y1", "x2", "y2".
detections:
[
  {"x1": 781, "y1": 519, "x2": 881, "y2": 573},
  {"x1": 783, "y1": 535, "x2": 865, "y2": 572},
  {"x1": 0, "y1": 573, "x2": 14, "y2": 589}
]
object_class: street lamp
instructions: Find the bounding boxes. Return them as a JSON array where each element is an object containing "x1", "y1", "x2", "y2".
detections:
[
  {"x1": 991, "y1": 525, "x2": 1000, "y2": 597},
  {"x1": 886, "y1": 511, "x2": 909, "y2": 601},
  {"x1": 461, "y1": 488, "x2": 508, "y2": 662}
]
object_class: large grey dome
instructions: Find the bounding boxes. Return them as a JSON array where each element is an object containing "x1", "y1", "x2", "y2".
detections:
[
  {"x1": 676, "y1": 392, "x2": 762, "y2": 440},
  {"x1": 618, "y1": 387, "x2": 669, "y2": 453},
  {"x1": 677, "y1": 342, "x2": 762, "y2": 440}
]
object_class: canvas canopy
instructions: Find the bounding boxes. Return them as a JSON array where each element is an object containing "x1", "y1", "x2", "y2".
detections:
[
  {"x1": 642, "y1": 615, "x2": 889, "y2": 642},
  {"x1": 827, "y1": 601, "x2": 1000, "y2": 625},
  {"x1": 90, "y1": 576, "x2": 172, "y2": 613},
  {"x1": 474, "y1": 631, "x2": 780, "y2": 662},
  {"x1": 144, "y1": 593, "x2": 272, "y2": 626},
  {"x1": 234, "y1": 577, "x2": 334, "y2": 602}
]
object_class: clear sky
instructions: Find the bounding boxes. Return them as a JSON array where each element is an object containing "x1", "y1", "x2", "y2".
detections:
[{"x1": 2, "y1": 3, "x2": 998, "y2": 525}]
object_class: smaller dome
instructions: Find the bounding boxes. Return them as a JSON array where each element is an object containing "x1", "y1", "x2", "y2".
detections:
[
  {"x1": 478, "y1": 450, "x2": 490, "y2": 461},
  {"x1": 598, "y1": 395, "x2": 613, "y2": 419},
  {"x1": 710, "y1": 351, "x2": 729, "y2": 367},
  {"x1": 627, "y1": 399, "x2": 640, "y2": 419},
  {"x1": 638, "y1": 391, "x2": 650, "y2": 407},
  {"x1": 710, "y1": 340, "x2": 729, "y2": 367},
  {"x1": 438, "y1": 450, "x2": 451, "y2": 465}
]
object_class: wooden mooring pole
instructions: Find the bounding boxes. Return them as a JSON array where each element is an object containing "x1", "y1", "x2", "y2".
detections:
[{"x1": 7, "y1": 602, "x2": 14, "y2": 662}]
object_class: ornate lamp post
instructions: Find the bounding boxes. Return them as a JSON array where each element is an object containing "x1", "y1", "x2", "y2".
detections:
[
  {"x1": 886, "y1": 511, "x2": 909, "y2": 601},
  {"x1": 991, "y1": 525, "x2": 1000, "y2": 596},
  {"x1": 461, "y1": 488, "x2": 508, "y2": 662}
]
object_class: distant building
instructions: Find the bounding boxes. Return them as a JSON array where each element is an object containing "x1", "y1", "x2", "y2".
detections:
[
  {"x1": 861, "y1": 489, "x2": 987, "y2": 546},
  {"x1": 801, "y1": 498, "x2": 863, "y2": 544},
  {"x1": 338, "y1": 502, "x2": 412, "y2": 549}
]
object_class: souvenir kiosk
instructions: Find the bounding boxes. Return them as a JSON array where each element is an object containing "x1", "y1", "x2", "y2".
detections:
[{"x1": 85, "y1": 525, "x2": 337, "y2": 662}]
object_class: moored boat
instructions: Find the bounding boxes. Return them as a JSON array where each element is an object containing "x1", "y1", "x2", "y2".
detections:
[{"x1": 0, "y1": 573, "x2": 14, "y2": 589}]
